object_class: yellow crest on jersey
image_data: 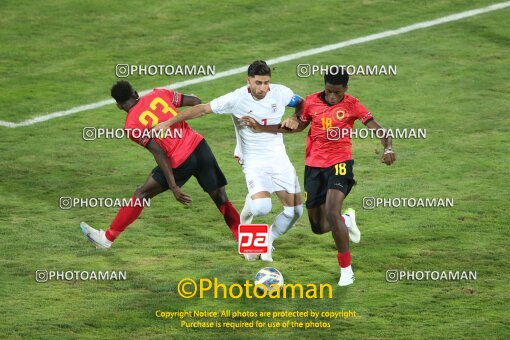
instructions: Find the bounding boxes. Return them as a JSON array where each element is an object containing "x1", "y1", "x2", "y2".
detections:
[{"x1": 335, "y1": 109, "x2": 345, "y2": 121}]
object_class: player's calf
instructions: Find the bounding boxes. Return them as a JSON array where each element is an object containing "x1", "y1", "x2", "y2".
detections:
[
  {"x1": 208, "y1": 187, "x2": 229, "y2": 207},
  {"x1": 207, "y1": 187, "x2": 241, "y2": 241},
  {"x1": 105, "y1": 194, "x2": 147, "y2": 242},
  {"x1": 308, "y1": 209, "x2": 330, "y2": 234}
]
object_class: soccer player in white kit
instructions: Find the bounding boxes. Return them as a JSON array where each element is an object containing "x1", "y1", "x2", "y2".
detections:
[{"x1": 153, "y1": 60, "x2": 303, "y2": 261}]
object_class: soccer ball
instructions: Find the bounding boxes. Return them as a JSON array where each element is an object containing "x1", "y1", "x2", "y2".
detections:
[{"x1": 254, "y1": 267, "x2": 284, "y2": 293}]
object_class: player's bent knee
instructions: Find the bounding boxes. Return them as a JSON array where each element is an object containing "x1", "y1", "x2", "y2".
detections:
[
  {"x1": 310, "y1": 222, "x2": 325, "y2": 235},
  {"x1": 325, "y1": 210, "x2": 341, "y2": 226},
  {"x1": 249, "y1": 197, "x2": 272, "y2": 216},
  {"x1": 209, "y1": 188, "x2": 228, "y2": 206},
  {"x1": 308, "y1": 215, "x2": 324, "y2": 234},
  {"x1": 134, "y1": 187, "x2": 150, "y2": 199}
]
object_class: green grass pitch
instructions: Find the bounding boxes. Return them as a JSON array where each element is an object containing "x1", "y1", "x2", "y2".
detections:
[{"x1": 0, "y1": 0, "x2": 509, "y2": 338}]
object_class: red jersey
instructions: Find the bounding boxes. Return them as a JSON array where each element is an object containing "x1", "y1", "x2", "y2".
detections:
[
  {"x1": 300, "y1": 92, "x2": 374, "y2": 168},
  {"x1": 124, "y1": 88, "x2": 203, "y2": 168}
]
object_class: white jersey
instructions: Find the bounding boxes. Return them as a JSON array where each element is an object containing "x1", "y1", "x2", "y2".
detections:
[{"x1": 210, "y1": 84, "x2": 294, "y2": 166}]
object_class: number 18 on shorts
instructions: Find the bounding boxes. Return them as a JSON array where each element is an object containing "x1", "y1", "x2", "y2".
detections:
[
  {"x1": 304, "y1": 160, "x2": 355, "y2": 209},
  {"x1": 238, "y1": 224, "x2": 269, "y2": 254}
]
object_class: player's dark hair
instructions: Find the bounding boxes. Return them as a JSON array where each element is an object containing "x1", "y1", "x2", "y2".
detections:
[
  {"x1": 324, "y1": 67, "x2": 349, "y2": 87},
  {"x1": 111, "y1": 81, "x2": 135, "y2": 103},
  {"x1": 248, "y1": 60, "x2": 271, "y2": 77}
]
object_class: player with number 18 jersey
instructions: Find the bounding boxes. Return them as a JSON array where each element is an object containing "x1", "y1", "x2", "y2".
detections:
[
  {"x1": 294, "y1": 71, "x2": 395, "y2": 287},
  {"x1": 300, "y1": 91, "x2": 373, "y2": 169}
]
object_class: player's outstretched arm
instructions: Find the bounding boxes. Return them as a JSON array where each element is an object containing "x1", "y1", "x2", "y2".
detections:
[
  {"x1": 365, "y1": 119, "x2": 396, "y2": 165},
  {"x1": 239, "y1": 116, "x2": 309, "y2": 133},
  {"x1": 146, "y1": 140, "x2": 192, "y2": 205},
  {"x1": 281, "y1": 116, "x2": 309, "y2": 132},
  {"x1": 181, "y1": 94, "x2": 202, "y2": 107},
  {"x1": 153, "y1": 103, "x2": 212, "y2": 132}
]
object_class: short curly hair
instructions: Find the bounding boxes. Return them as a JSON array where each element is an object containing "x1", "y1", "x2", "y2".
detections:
[{"x1": 111, "y1": 81, "x2": 135, "y2": 103}]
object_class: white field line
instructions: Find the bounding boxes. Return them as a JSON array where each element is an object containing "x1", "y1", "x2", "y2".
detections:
[{"x1": 2, "y1": 1, "x2": 509, "y2": 128}]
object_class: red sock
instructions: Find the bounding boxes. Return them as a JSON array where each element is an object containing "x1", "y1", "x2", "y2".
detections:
[
  {"x1": 105, "y1": 196, "x2": 145, "y2": 242},
  {"x1": 218, "y1": 201, "x2": 240, "y2": 240},
  {"x1": 337, "y1": 251, "x2": 351, "y2": 268}
]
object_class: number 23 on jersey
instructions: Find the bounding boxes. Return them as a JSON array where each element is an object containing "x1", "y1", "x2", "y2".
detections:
[{"x1": 138, "y1": 97, "x2": 178, "y2": 127}]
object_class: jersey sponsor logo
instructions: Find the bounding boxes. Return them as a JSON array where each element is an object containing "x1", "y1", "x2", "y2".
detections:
[
  {"x1": 271, "y1": 104, "x2": 277, "y2": 113},
  {"x1": 238, "y1": 224, "x2": 269, "y2": 254}
]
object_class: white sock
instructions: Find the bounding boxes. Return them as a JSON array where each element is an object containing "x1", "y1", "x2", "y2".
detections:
[
  {"x1": 340, "y1": 265, "x2": 353, "y2": 274},
  {"x1": 240, "y1": 194, "x2": 254, "y2": 224},
  {"x1": 270, "y1": 205, "x2": 303, "y2": 242},
  {"x1": 268, "y1": 228, "x2": 279, "y2": 245}
]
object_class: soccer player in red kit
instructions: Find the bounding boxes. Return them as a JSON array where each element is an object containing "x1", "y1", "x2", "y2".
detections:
[
  {"x1": 80, "y1": 81, "x2": 240, "y2": 249},
  {"x1": 240, "y1": 69, "x2": 396, "y2": 286}
]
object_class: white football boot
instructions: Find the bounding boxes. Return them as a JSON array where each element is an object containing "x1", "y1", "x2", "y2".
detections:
[
  {"x1": 243, "y1": 254, "x2": 260, "y2": 261},
  {"x1": 80, "y1": 222, "x2": 112, "y2": 249},
  {"x1": 344, "y1": 208, "x2": 361, "y2": 244},
  {"x1": 260, "y1": 247, "x2": 274, "y2": 262}
]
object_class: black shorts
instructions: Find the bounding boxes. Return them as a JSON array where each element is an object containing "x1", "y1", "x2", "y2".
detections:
[
  {"x1": 304, "y1": 160, "x2": 356, "y2": 209},
  {"x1": 151, "y1": 139, "x2": 227, "y2": 192}
]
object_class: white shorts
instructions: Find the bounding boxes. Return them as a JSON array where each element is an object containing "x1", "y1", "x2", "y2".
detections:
[{"x1": 242, "y1": 158, "x2": 301, "y2": 196}]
